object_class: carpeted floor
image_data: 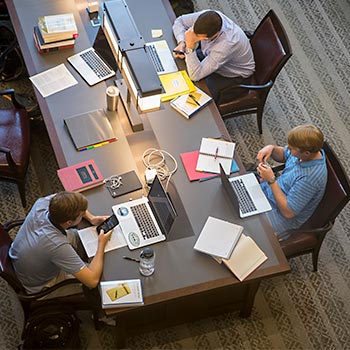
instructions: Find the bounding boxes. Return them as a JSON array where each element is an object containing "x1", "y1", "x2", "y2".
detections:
[{"x1": 1, "y1": 0, "x2": 350, "y2": 348}]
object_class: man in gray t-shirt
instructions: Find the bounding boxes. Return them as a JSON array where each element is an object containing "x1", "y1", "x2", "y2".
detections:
[{"x1": 9, "y1": 192, "x2": 112, "y2": 294}]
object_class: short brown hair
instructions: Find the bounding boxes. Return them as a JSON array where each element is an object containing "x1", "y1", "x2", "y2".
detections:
[
  {"x1": 194, "y1": 11, "x2": 222, "y2": 38},
  {"x1": 287, "y1": 124, "x2": 324, "y2": 153},
  {"x1": 49, "y1": 191, "x2": 88, "y2": 224}
]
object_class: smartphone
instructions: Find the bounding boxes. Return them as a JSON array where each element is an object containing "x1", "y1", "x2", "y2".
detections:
[{"x1": 96, "y1": 214, "x2": 119, "y2": 234}]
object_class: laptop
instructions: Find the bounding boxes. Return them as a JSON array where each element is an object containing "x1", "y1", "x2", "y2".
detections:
[
  {"x1": 112, "y1": 175, "x2": 177, "y2": 250},
  {"x1": 145, "y1": 40, "x2": 178, "y2": 75},
  {"x1": 67, "y1": 47, "x2": 115, "y2": 86},
  {"x1": 219, "y1": 164, "x2": 272, "y2": 218}
]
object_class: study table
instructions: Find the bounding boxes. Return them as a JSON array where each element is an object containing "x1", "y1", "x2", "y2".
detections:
[{"x1": 6, "y1": 0, "x2": 290, "y2": 346}]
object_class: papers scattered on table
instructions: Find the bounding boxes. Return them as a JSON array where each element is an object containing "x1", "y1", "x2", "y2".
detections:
[
  {"x1": 100, "y1": 279, "x2": 144, "y2": 309},
  {"x1": 78, "y1": 225, "x2": 127, "y2": 258},
  {"x1": 151, "y1": 29, "x2": 163, "y2": 38},
  {"x1": 194, "y1": 216, "x2": 243, "y2": 259},
  {"x1": 29, "y1": 63, "x2": 78, "y2": 98},
  {"x1": 196, "y1": 137, "x2": 235, "y2": 175}
]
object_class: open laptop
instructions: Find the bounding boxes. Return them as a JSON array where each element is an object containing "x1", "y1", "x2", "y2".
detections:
[
  {"x1": 145, "y1": 40, "x2": 178, "y2": 75},
  {"x1": 112, "y1": 175, "x2": 177, "y2": 250},
  {"x1": 67, "y1": 47, "x2": 116, "y2": 86},
  {"x1": 219, "y1": 164, "x2": 272, "y2": 218}
]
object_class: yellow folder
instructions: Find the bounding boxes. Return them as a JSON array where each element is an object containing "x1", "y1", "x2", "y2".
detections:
[{"x1": 159, "y1": 70, "x2": 196, "y2": 102}]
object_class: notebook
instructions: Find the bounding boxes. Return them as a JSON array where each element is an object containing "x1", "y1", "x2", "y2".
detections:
[
  {"x1": 112, "y1": 176, "x2": 177, "y2": 250},
  {"x1": 145, "y1": 40, "x2": 178, "y2": 75},
  {"x1": 219, "y1": 164, "x2": 272, "y2": 218},
  {"x1": 67, "y1": 47, "x2": 115, "y2": 86}
]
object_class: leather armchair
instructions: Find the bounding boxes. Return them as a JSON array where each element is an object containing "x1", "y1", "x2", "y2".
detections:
[
  {"x1": 0, "y1": 88, "x2": 30, "y2": 207},
  {"x1": 217, "y1": 10, "x2": 292, "y2": 134},
  {"x1": 277, "y1": 141, "x2": 350, "y2": 271}
]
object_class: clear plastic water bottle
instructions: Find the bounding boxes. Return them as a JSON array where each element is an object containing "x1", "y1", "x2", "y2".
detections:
[{"x1": 139, "y1": 247, "x2": 155, "y2": 276}]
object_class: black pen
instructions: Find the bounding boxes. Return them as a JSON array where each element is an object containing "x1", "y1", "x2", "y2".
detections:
[
  {"x1": 123, "y1": 256, "x2": 140, "y2": 263},
  {"x1": 188, "y1": 94, "x2": 200, "y2": 106}
]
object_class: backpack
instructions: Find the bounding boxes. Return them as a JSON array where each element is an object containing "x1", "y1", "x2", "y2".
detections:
[
  {"x1": 22, "y1": 304, "x2": 80, "y2": 349},
  {"x1": 0, "y1": 20, "x2": 25, "y2": 81},
  {"x1": 170, "y1": 0, "x2": 194, "y2": 17}
]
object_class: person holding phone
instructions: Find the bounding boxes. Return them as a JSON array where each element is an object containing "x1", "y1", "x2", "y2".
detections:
[
  {"x1": 9, "y1": 191, "x2": 112, "y2": 297},
  {"x1": 172, "y1": 9, "x2": 255, "y2": 102}
]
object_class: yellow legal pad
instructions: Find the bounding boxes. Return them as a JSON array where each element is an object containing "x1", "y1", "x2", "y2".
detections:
[
  {"x1": 159, "y1": 70, "x2": 196, "y2": 102},
  {"x1": 106, "y1": 283, "x2": 131, "y2": 301}
]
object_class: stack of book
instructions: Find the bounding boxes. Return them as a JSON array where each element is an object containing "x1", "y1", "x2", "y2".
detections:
[{"x1": 33, "y1": 13, "x2": 78, "y2": 53}]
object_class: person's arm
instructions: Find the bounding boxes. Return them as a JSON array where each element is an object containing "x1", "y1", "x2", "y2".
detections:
[
  {"x1": 83, "y1": 210, "x2": 108, "y2": 227},
  {"x1": 256, "y1": 145, "x2": 285, "y2": 163},
  {"x1": 73, "y1": 229, "x2": 112, "y2": 288}
]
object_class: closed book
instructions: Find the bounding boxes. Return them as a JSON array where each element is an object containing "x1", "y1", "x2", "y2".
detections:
[
  {"x1": 100, "y1": 279, "x2": 144, "y2": 309},
  {"x1": 170, "y1": 88, "x2": 212, "y2": 119},
  {"x1": 57, "y1": 159, "x2": 104, "y2": 192},
  {"x1": 34, "y1": 26, "x2": 75, "y2": 50},
  {"x1": 38, "y1": 13, "x2": 78, "y2": 43},
  {"x1": 64, "y1": 109, "x2": 117, "y2": 151},
  {"x1": 215, "y1": 234, "x2": 268, "y2": 281},
  {"x1": 194, "y1": 216, "x2": 243, "y2": 259}
]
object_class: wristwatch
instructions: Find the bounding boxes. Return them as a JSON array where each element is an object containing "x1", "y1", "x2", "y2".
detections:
[
  {"x1": 185, "y1": 47, "x2": 195, "y2": 54},
  {"x1": 268, "y1": 176, "x2": 276, "y2": 185}
]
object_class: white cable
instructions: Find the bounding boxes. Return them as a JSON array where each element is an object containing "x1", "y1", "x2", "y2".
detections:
[{"x1": 142, "y1": 148, "x2": 178, "y2": 190}]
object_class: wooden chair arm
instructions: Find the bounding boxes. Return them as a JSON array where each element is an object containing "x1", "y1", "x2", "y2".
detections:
[
  {"x1": 0, "y1": 146, "x2": 17, "y2": 169},
  {"x1": 3, "y1": 219, "x2": 25, "y2": 231}
]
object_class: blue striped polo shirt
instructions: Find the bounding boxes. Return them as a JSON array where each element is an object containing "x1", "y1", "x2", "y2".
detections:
[{"x1": 261, "y1": 147, "x2": 327, "y2": 234}]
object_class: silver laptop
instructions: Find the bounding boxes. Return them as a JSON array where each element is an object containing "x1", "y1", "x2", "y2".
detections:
[
  {"x1": 219, "y1": 164, "x2": 272, "y2": 218},
  {"x1": 145, "y1": 40, "x2": 178, "y2": 75},
  {"x1": 112, "y1": 176, "x2": 177, "y2": 250},
  {"x1": 67, "y1": 47, "x2": 115, "y2": 86}
]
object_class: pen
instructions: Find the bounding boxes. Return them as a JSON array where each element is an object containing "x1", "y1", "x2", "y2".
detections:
[
  {"x1": 123, "y1": 256, "x2": 140, "y2": 263},
  {"x1": 199, "y1": 175, "x2": 219, "y2": 182},
  {"x1": 188, "y1": 94, "x2": 200, "y2": 106},
  {"x1": 214, "y1": 147, "x2": 219, "y2": 160}
]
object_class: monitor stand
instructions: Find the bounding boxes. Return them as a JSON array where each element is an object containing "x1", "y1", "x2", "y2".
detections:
[{"x1": 115, "y1": 79, "x2": 144, "y2": 132}]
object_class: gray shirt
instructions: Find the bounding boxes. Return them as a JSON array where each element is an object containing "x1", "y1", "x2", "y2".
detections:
[
  {"x1": 9, "y1": 195, "x2": 85, "y2": 293},
  {"x1": 173, "y1": 10, "x2": 255, "y2": 81}
]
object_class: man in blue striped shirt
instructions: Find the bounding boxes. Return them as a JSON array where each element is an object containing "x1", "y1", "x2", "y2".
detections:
[
  {"x1": 256, "y1": 124, "x2": 328, "y2": 235},
  {"x1": 172, "y1": 10, "x2": 255, "y2": 102}
]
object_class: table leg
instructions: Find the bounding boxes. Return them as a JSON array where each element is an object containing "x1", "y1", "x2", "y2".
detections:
[{"x1": 239, "y1": 281, "x2": 261, "y2": 318}]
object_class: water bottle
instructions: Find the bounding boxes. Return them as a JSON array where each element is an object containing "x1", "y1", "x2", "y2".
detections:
[{"x1": 139, "y1": 247, "x2": 155, "y2": 276}]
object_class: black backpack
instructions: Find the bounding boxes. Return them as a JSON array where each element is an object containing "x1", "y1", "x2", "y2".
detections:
[
  {"x1": 22, "y1": 304, "x2": 81, "y2": 349},
  {"x1": 0, "y1": 20, "x2": 25, "y2": 81}
]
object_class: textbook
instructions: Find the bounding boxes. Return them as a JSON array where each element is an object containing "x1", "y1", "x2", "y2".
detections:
[
  {"x1": 170, "y1": 88, "x2": 212, "y2": 119},
  {"x1": 38, "y1": 13, "x2": 78, "y2": 43},
  {"x1": 64, "y1": 109, "x2": 117, "y2": 151},
  {"x1": 214, "y1": 234, "x2": 268, "y2": 281},
  {"x1": 159, "y1": 70, "x2": 196, "y2": 102},
  {"x1": 100, "y1": 279, "x2": 144, "y2": 309},
  {"x1": 57, "y1": 159, "x2": 104, "y2": 192},
  {"x1": 196, "y1": 137, "x2": 235, "y2": 175},
  {"x1": 194, "y1": 216, "x2": 243, "y2": 259}
]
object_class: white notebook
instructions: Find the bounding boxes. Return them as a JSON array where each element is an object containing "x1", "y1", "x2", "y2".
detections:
[{"x1": 194, "y1": 216, "x2": 243, "y2": 259}]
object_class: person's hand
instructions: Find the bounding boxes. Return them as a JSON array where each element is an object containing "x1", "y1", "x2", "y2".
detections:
[
  {"x1": 256, "y1": 145, "x2": 274, "y2": 163},
  {"x1": 184, "y1": 28, "x2": 200, "y2": 49},
  {"x1": 173, "y1": 41, "x2": 186, "y2": 59},
  {"x1": 257, "y1": 163, "x2": 274, "y2": 182},
  {"x1": 89, "y1": 215, "x2": 109, "y2": 227},
  {"x1": 97, "y1": 228, "x2": 113, "y2": 247}
]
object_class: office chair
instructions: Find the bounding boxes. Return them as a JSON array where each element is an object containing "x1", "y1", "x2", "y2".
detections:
[
  {"x1": 277, "y1": 141, "x2": 350, "y2": 271},
  {"x1": 0, "y1": 218, "x2": 100, "y2": 332},
  {"x1": 216, "y1": 10, "x2": 292, "y2": 134},
  {"x1": 0, "y1": 88, "x2": 30, "y2": 207}
]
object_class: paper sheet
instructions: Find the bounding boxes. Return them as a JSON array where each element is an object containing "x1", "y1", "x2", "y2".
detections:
[
  {"x1": 29, "y1": 63, "x2": 78, "y2": 98},
  {"x1": 78, "y1": 225, "x2": 127, "y2": 258}
]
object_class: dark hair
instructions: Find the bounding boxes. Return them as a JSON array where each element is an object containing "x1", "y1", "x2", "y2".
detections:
[
  {"x1": 49, "y1": 191, "x2": 88, "y2": 224},
  {"x1": 288, "y1": 124, "x2": 324, "y2": 153},
  {"x1": 193, "y1": 11, "x2": 222, "y2": 38}
]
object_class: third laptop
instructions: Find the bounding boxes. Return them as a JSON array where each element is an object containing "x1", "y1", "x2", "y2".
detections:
[
  {"x1": 112, "y1": 175, "x2": 177, "y2": 250},
  {"x1": 219, "y1": 164, "x2": 272, "y2": 218}
]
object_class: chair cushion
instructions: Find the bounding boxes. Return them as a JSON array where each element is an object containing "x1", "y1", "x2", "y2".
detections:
[{"x1": 0, "y1": 108, "x2": 30, "y2": 177}]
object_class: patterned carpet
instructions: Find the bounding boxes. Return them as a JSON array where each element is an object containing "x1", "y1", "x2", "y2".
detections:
[{"x1": 1, "y1": 0, "x2": 350, "y2": 348}]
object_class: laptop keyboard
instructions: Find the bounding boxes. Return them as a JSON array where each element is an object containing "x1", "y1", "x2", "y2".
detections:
[
  {"x1": 80, "y1": 49, "x2": 113, "y2": 79},
  {"x1": 231, "y1": 179, "x2": 257, "y2": 214},
  {"x1": 130, "y1": 203, "x2": 160, "y2": 240},
  {"x1": 146, "y1": 44, "x2": 165, "y2": 73}
]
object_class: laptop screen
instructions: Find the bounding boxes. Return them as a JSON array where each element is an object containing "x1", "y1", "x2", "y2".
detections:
[
  {"x1": 148, "y1": 176, "x2": 177, "y2": 235},
  {"x1": 219, "y1": 163, "x2": 240, "y2": 215}
]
